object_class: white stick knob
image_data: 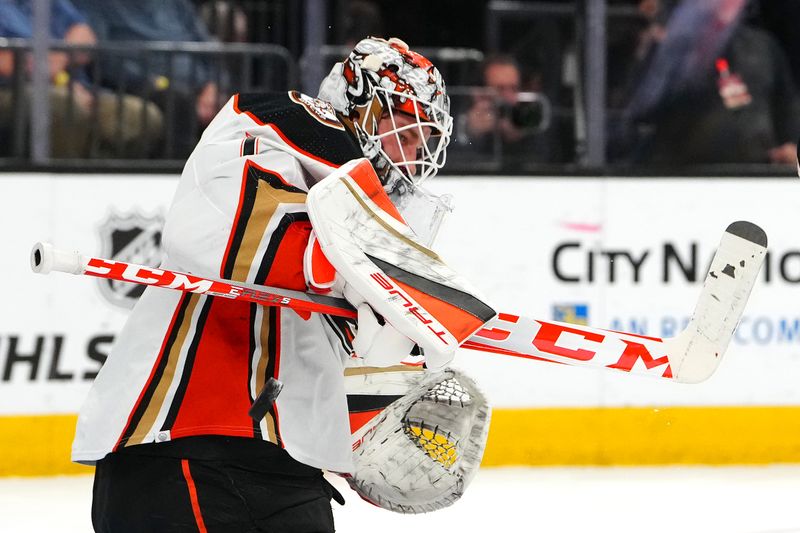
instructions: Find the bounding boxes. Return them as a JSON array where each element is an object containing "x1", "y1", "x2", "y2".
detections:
[{"x1": 30, "y1": 242, "x2": 87, "y2": 275}]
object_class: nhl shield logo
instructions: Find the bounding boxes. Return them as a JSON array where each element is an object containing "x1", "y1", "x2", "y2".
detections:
[{"x1": 98, "y1": 211, "x2": 165, "y2": 309}]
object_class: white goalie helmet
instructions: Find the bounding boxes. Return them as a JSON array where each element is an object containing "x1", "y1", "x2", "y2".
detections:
[{"x1": 318, "y1": 36, "x2": 453, "y2": 194}]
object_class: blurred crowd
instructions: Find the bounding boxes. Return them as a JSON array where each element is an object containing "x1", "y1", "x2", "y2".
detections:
[{"x1": 1, "y1": 0, "x2": 798, "y2": 173}]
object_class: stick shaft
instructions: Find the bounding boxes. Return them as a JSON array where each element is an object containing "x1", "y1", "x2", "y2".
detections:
[
  {"x1": 30, "y1": 242, "x2": 357, "y2": 318},
  {"x1": 31, "y1": 218, "x2": 767, "y2": 384},
  {"x1": 29, "y1": 242, "x2": 674, "y2": 378}
]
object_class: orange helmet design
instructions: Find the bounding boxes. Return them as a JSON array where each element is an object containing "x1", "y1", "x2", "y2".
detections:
[{"x1": 318, "y1": 37, "x2": 452, "y2": 193}]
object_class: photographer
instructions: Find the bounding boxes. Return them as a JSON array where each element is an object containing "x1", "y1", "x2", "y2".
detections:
[{"x1": 454, "y1": 54, "x2": 550, "y2": 171}]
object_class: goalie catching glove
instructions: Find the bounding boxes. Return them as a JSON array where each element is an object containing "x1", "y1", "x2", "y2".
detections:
[
  {"x1": 344, "y1": 366, "x2": 491, "y2": 513},
  {"x1": 305, "y1": 158, "x2": 497, "y2": 369}
]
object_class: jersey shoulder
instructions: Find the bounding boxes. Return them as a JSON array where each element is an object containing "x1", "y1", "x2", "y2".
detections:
[{"x1": 234, "y1": 91, "x2": 363, "y2": 166}]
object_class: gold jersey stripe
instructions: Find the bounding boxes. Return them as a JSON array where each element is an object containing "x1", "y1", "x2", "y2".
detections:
[
  {"x1": 343, "y1": 365, "x2": 425, "y2": 376},
  {"x1": 231, "y1": 180, "x2": 306, "y2": 283},
  {"x1": 255, "y1": 306, "x2": 278, "y2": 444},
  {"x1": 125, "y1": 294, "x2": 202, "y2": 445}
]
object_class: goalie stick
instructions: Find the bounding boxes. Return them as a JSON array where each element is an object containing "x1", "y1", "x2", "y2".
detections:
[{"x1": 30, "y1": 221, "x2": 766, "y2": 383}]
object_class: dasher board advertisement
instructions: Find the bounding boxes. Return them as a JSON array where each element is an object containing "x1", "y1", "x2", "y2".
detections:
[{"x1": 1, "y1": 174, "x2": 798, "y2": 414}]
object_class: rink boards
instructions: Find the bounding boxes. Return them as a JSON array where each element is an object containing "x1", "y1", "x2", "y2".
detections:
[{"x1": 2, "y1": 174, "x2": 800, "y2": 474}]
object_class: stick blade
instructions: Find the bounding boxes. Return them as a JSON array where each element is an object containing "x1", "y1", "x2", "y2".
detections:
[{"x1": 669, "y1": 221, "x2": 767, "y2": 383}]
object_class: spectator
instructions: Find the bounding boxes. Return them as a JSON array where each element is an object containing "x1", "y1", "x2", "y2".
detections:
[
  {"x1": 607, "y1": 1, "x2": 667, "y2": 109},
  {"x1": 623, "y1": 0, "x2": 799, "y2": 166},
  {"x1": 197, "y1": 0, "x2": 249, "y2": 43},
  {"x1": 71, "y1": 0, "x2": 226, "y2": 158},
  {"x1": 0, "y1": 0, "x2": 163, "y2": 158},
  {"x1": 453, "y1": 54, "x2": 550, "y2": 170}
]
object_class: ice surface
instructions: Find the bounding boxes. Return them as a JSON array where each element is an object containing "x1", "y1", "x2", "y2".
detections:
[{"x1": 1, "y1": 466, "x2": 799, "y2": 532}]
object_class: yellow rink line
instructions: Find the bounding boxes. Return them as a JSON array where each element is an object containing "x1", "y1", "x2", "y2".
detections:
[
  {"x1": 482, "y1": 406, "x2": 800, "y2": 466},
  {"x1": 0, "y1": 414, "x2": 93, "y2": 476},
  {"x1": 2, "y1": 406, "x2": 800, "y2": 476}
]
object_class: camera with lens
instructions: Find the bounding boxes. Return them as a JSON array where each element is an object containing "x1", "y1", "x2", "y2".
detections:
[{"x1": 498, "y1": 92, "x2": 551, "y2": 133}]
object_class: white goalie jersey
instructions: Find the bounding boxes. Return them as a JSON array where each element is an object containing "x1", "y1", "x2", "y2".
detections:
[{"x1": 72, "y1": 91, "x2": 367, "y2": 472}]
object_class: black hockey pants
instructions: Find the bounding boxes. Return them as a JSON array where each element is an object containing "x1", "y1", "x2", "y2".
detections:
[{"x1": 91, "y1": 436, "x2": 343, "y2": 533}]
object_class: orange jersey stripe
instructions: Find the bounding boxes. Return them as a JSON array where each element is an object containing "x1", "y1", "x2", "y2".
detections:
[
  {"x1": 263, "y1": 219, "x2": 312, "y2": 291},
  {"x1": 170, "y1": 297, "x2": 256, "y2": 440}
]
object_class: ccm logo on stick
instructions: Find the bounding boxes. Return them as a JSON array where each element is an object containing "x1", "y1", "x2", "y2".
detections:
[
  {"x1": 475, "y1": 315, "x2": 672, "y2": 376},
  {"x1": 87, "y1": 258, "x2": 242, "y2": 298}
]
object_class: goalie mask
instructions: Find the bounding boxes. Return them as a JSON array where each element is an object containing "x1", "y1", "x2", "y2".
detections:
[{"x1": 318, "y1": 36, "x2": 453, "y2": 195}]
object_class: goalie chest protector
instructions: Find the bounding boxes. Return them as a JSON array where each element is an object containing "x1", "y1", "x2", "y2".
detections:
[{"x1": 306, "y1": 159, "x2": 496, "y2": 358}]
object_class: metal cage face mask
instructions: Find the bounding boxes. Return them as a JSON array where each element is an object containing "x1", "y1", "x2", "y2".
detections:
[
  {"x1": 318, "y1": 37, "x2": 452, "y2": 192},
  {"x1": 369, "y1": 84, "x2": 452, "y2": 190}
]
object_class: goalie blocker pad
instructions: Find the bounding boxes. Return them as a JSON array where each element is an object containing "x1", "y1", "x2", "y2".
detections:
[{"x1": 306, "y1": 158, "x2": 496, "y2": 360}]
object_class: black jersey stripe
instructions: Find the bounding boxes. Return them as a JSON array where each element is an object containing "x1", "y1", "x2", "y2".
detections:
[
  {"x1": 322, "y1": 313, "x2": 355, "y2": 354},
  {"x1": 243, "y1": 136, "x2": 256, "y2": 156},
  {"x1": 322, "y1": 314, "x2": 349, "y2": 352},
  {"x1": 221, "y1": 162, "x2": 306, "y2": 281},
  {"x1": 347, "y1": 394, "x2": 404, "y2": 413},
  {"x1": 252, "y1": 211, "x2": 310, "y2": 286},
  {"x1": 221, "y1": 166, "x2": 259, "y2": 280},
  {"x1": 248, "y1": 163, "x2": 306, "y2": 194},
  {"x1": 115, "y1": 293, "x2": 193, "y2": 449},
  {"x1": 265, "y1": 307, "x2": 282, "y2": 445},
  {"x1": 159, "y1": 296, "x2": 215, "y2": 432},
  {"x1": 247, "y1": 302, "x2": 260, "y2": 436},
  {"x1": 248, "y1": 304, "x2": 280, "y2": 443}
]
